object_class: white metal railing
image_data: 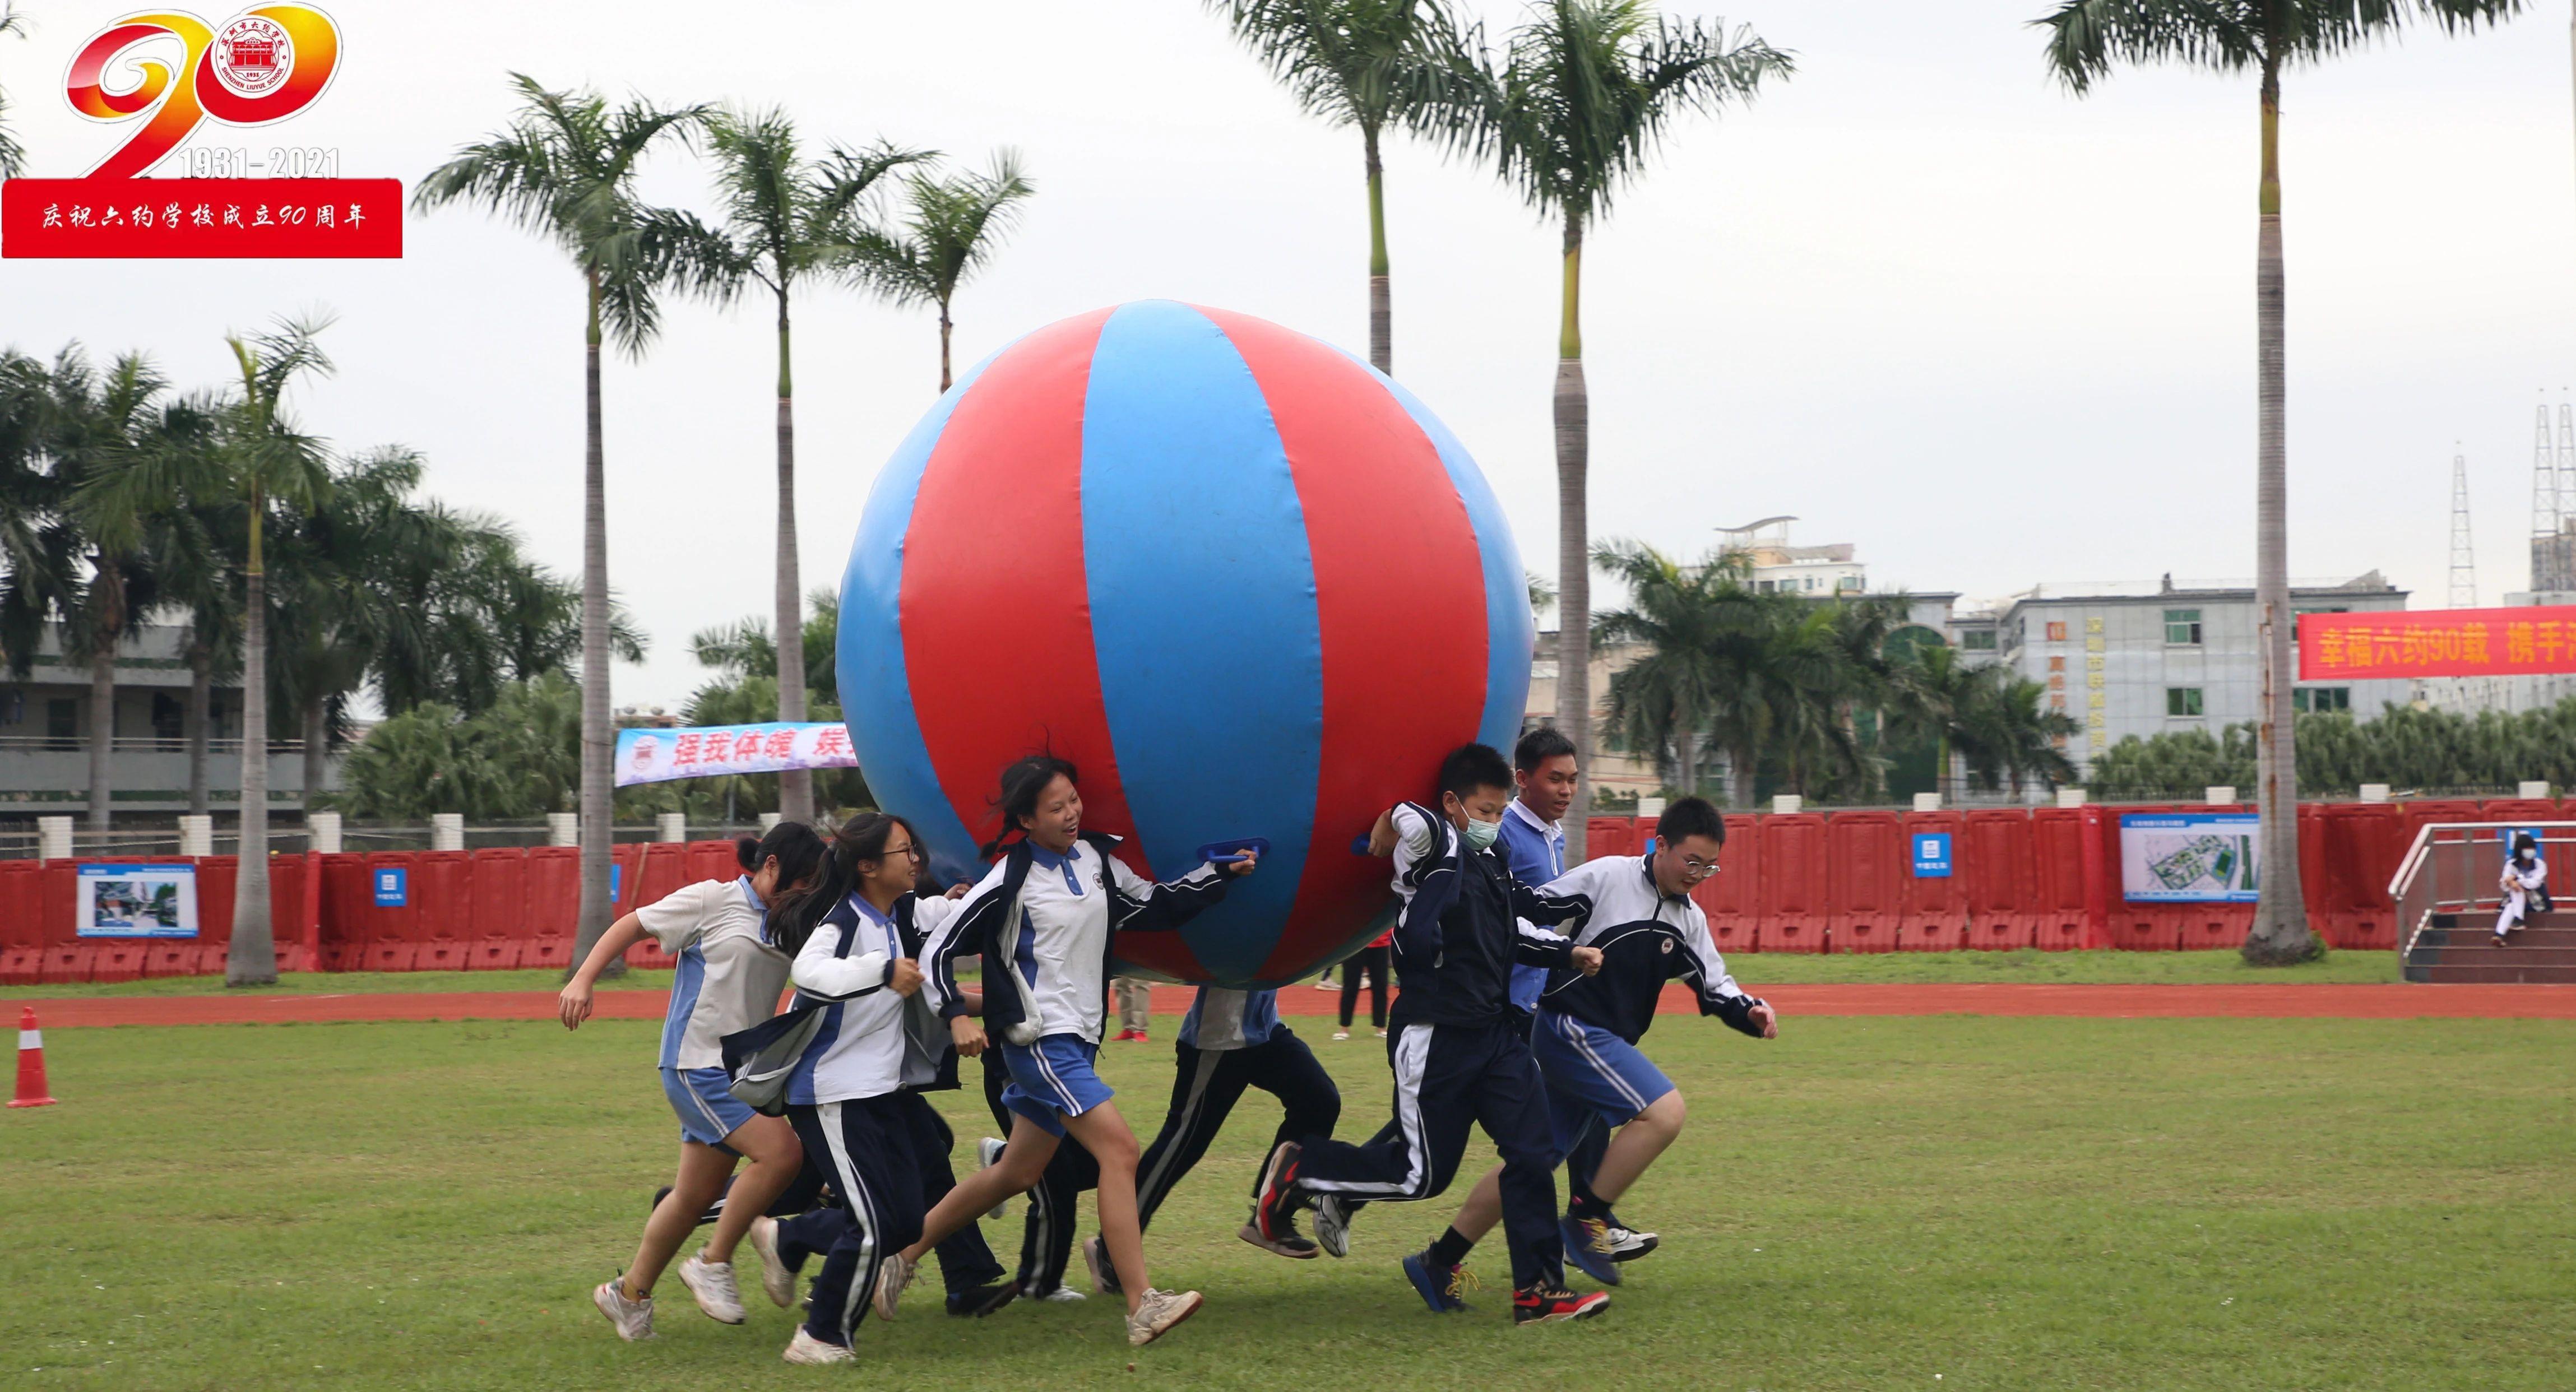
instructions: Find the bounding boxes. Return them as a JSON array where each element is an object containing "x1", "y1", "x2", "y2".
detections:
[
  {"x1": 2387, "y1": 821, "x2": 2576, "y2": 961},
  {"x1": 0, "y1": 736, "x2": 309, "y2": 754}
]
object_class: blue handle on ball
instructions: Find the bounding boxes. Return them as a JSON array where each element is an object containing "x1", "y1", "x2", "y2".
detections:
[
  {"x1": 1350, "y1": 836, "x2": 1371, "y2": 856},
  {"x1": 1198, "y1": 837, "x2": 1271, "y2": 864}
]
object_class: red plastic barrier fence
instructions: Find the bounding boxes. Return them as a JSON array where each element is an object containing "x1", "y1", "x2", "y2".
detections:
[
  {"x1": 1823, "y1": 811, "x2": 1903, "y2": 953},
  {"x1": 36, "y1": 863, "x2": 85, "y2": 983},
  {"x1": 1584, "y1": 817, "x2": 1640, "y2": 862},
  {"x1": 1898, "y1": 811, "x2": 1970, "y2": 950},
  {"x1": 626, "y1": 843, "x2": 690, "y2": 969},
  {"x1": 2097, "y1": 805, "x2": 2175, "y2": 951},
  {"x1": 2315, "y1": 804, "x2": 2402, "y2": 950},
  {"x1": 359, "y1": 852, "x2": 421, "y2": 972},
  {"x1": 684, "y1": 838, "x2": 738, "y2": 885},
  {"x1": 521, "y1": 846, "x2": 580, "y2": 968},
  {"x1": 0, "y1": 861, "x2": 40, "y2": 983},
  {"x1": 160, "y1": 855, "x2": 226, "y2": 977},
  {"x1": 410, "y1": 851, "x2": 476, "y2": 972},
  {"x1": 1691, "y1": 814, "x2": 1760, "y2": 954},
  {"x1": 314, "y1": 852, "x2": 370, "y2": 971},
  {"x1": 467, "y1": 848, "x2": 526, "y2": 969},
  {"x1": 2477, "y1": 797, "x2": 2560, "y2": 826},
  {"x1": 1959, "y1": 810, "x2": 2035, "y2": 950},
  {"x1": 2028, "y1": 808, "x2": 2092, "y2": 950},
  {"x1": 271, "y1": 853, "x2": 313, "y2": 972},
  {"x1": 1755, "y1": 814, "x2": 1829, "y2": 953}
]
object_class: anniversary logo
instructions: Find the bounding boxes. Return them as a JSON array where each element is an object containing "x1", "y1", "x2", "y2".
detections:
[{"x1": 0, "y1": 3, "x2": 399, "y2": 257}]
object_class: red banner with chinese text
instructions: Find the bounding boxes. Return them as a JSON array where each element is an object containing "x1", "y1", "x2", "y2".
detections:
[
  {"x1": 2297, "y1": 606, "x2": 2576, "y2": 680},
  {"x1": 2, "y1": 178, "x2": 401, "y2": 257}
]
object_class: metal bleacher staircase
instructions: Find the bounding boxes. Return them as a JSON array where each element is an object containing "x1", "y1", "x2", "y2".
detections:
[{"x1": 2402, "y1": 913, "x2": 2576, "y2": 984}]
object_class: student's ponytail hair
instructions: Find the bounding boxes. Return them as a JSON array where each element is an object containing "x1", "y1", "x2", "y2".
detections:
[
  {"x1": 735, "y1": 820, "x2": 827, "y2": 896},
  {"x1": 978, "y1": 754, "x2": 1079, "y2": 860},
  {"x1": 766, "y1": 813, "x2": 922, "y2": 957}
]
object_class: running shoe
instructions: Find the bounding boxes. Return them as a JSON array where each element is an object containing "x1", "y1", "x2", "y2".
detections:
[
  {"x1": 976, "y1": 1136, "x2": 1009, "y2": 1219},
  {"x1": 781, "y1": 1328, "x2": 854, "y2": 1364},
  {"x1": 1401, "y1": 1249, "x2": 1476, "y2": 1313},
  {"x1": 1332, "y1": 1030, "x2": 1350, "y2": 1041},
  {"x1": 1127, "y1": 1288, "x2": 1204, "y2": 1346},
  {"x1": 1601, "y1": 1223, "x2": 1659, "y2": 1262},
  {"x1": 1312, "y1": 1194, "x2": 1351, "y2": 1259},
  {"x1": 946, "y1": 1282, "x2": 1020, "y2": 1317},
  {"x1": 1236, "y1": 1216, "x2": 1319, "y2": 1259},
  {"x1": 592, "y1": 1277, "x2": 655, "y2": 1341},
  {"x1": 872, "y1": 1251, "x2": 915, "y2": 1321},
  {"x1": 1026, "y1": 1282, "x2": 1087, "y2": 1301},
  {"x1": 1512, "y1": 1286, "x2": 1610, "y2": 1325},
  {"x1": 677, "y1": 1252, "x2": 746, "y2": 1323},
  {"x1": 1249, "y1": 1141, "x2": 1304, "y2": 1250},
  {"x1": 746, "y1": 1216, "x2": 797, "y2": 1308},
  {"x1": 1560, "y1": 1215, "x2": 1623, "y2": 1286},
  {"x1": 1083, "y1": 1234, "x2": 1122, "y2": 1294}
]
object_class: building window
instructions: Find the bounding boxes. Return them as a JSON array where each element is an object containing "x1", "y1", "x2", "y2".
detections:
[
  {"x1": 151, "y1": 693, "x2": 184, "y2": 744},
  {"x1": 2164, "y1": 609, "x2": 2203, "y2": 646},
  {"x1": 2045, "y1": 621, "x2": 2067, "y2": 642},
  {"x1": 46, "y1": 698, "x2": 77, "y2": 749},
  {"x1": 1755, "y1": 580, "x2": 1775, "y2": 593},
  {"x1": 2166, "y1": 687, "x2": 2204, "y2": 718},
  {"x1": 1962, "y1": 630, "x2": 1996, "y2": 651},
  {"x1": 2292, "y1": 687, "x2": 2351, "y2": 714}
]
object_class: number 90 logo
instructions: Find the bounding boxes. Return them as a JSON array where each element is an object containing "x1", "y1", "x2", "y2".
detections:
[{"x1": 66, "y1": 5, "x2": 341, "y2": 179}]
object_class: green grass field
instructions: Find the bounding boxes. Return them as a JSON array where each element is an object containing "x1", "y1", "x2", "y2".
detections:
[
  {"x1": 5, "y1": 1008, "x2": 2567, "y2": 1390},
  {"x1": 0, "y1": 947, "x2": 2401, "y2": 1000}
]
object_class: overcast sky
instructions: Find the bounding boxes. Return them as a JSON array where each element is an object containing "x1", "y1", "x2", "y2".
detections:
[{"x1": 4, "y1": 0, "x2": 2573, "y2": 710}]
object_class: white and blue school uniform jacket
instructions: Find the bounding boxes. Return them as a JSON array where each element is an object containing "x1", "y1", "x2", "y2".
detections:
[
  {"x1": 1531, "y1": 855, "x2": 1767, "y2": 1043},
  {"x1": 925, "y1": 836, "x2": 1230, "y2": 1046},
  {"x1": 1385, "y1": 803, "x2": 1587, "y2": 1029},
  {"x1": 1179, "y1": 986, "x2": 1280, "y2": 1052},
  {"x1": 787, "y1": 893, "x2": 951, "y2": 1106},
  {"x1": 1496, "y1": 799, "x2": 1568, "y2": 1013},
  {"x1": 638, "y1": 876, "x2": 793, "y2": 1070}
]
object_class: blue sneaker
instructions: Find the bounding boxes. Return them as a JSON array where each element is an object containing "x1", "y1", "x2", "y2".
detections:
[
  {"x1": 1401, "y1": 1249, "x2": 1475, "y2": 1313},
  {"x1": 1560, "y1": 1215, "x2": 1623, "y2": 1287}
]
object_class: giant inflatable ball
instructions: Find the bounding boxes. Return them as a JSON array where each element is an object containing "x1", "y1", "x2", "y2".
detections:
[{"x1": 837, "y1": 301, "x2": 1530, "y2": 987}]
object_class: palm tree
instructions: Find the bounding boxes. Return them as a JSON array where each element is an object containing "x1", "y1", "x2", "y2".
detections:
[
  {"x1": 0, "y1": 353, "x2": 79, "y2": 716},
  {"x1": 1593, "y1": 540, "x2": 1735, "y2": 796},
  {"x1": 1477, "y1": 1, "x2": 1789, "y2": 852},
  {"x1": 2036, "y1": 0, "x2": 2521, "y2": 963},
  {"x1": 1206, "y1": 0, "x2": 1479, "y2": 373},
  {"x1": 138, "y1": 468, "x2": 240, "y2": 816},
  {"x1": 860, "y1": 151, "x2": 1035, "y2": 391},
  {"x1": 0, "y1": 3, "x2": 27, "y2": 180},
  {"x1": 655, "y1": 111, "x2": 925, "y2": 821},
  {"x1": 414, "y1": 76, "x2": 703, "y2": 971}
]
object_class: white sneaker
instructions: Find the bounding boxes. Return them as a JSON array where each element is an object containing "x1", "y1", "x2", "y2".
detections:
[
  {"x1": 1313, "y1": 1195, "x2": 1350, "y2": 1259},
  {"x1": 872, "y1": 1251, "x2": 915, "y2": 1321},
  {"x1": 677, "y1": 1252, "x2": 745, "y2": 1324},
  {"x1": 593, "y1": 1278, "x2": 655, "y2": 1341},
  {"x1": 1127, "y1": 1287, "x2": 1204, "y2": 1346},
  {"x1": 1028, "y1": 1282, "x2": 1087, "y2": 1301},
  {"x1": 1082, "y1": 1235, "x2": 1121, "y2": 1294},
  {"x1": 747, "y1": 1216, "x2": 796, "y2": 1308},
  {"x1": 781, "y1": 1326, "x2": 855, "y2": 1365},
  {"x1": 1313, "y1": 977, "x2": 1338, "y2": 991},
  {"x1": 1374, "y1": 1028, "x2": 1388, "y2": 1039},
  {"x1": 1601, "y1": 1223, "x2": 1659, "y2": 1260},
  {"x1": 977, "y1": 1137, "x2": 1010, "y2": 1219},
  {"x1": 1332, "y1": 1030, "x2": 1350, "y2": 1041}
]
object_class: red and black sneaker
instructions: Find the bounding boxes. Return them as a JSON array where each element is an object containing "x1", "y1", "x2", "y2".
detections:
[
  {"x1": 1513, "y1": 1286, "x2": 1610, "y2": 1325},
  {"x1": 1248, "y1": 1140, "x2": 1305, "y2": 1251}
]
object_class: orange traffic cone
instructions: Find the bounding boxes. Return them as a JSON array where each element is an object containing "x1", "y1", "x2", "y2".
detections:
[{"x1": 11, "y1": 1005, "x2": 57, "y2": 1108}]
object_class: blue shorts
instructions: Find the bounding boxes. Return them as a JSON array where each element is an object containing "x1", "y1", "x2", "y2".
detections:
[
  {"x1": 662, "y1": 1065, "x2": 754, "y2": 1150},
  {"x1": 1530, "y1": 1008, "x2": 1674, "y2": 1153},
  {"x1": 997, "y1": 1034, "x2": 1114, "y2": 1137}
]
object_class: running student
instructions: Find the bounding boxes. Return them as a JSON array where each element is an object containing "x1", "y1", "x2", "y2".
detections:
[
  {"x1": 758, "y1": 814, "x2": 1017, "y2": 1366},
  {"x1": 901, "y1": 755, "x2": 1254, "y2": 1347},
  {"x1": 559, "y1": 823, "x2": 826, "y2": 1341},
  {"x1": 1250, "y1": 743, "x2": 1611, "y2": 1325},
  {"x1": 1404, "y1": 796, "x2": 1776, "y2": 1311},
  {"x1": 1489, "y1": 725, "x2": 1623, "y2": 1280},
  {"x1": 1079, "y1": 982, "x2": 1342, "y2": 1292}
]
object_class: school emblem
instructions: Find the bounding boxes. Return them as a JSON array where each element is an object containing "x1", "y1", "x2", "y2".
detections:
[
  {"x1": 1660, "y1": 938, "x2": 1675, "y2": 954},
  {"x1": 213, "y1": 16, "x2": 293, "y2": 96}
]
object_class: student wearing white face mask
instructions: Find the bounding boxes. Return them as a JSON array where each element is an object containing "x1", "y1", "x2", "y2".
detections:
[{"x1": 1247, "y1": 744, "x2": 1613, "y2": 1326}]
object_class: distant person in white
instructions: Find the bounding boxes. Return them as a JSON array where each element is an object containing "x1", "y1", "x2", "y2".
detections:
[
  {"x1": 558, "y1": 823, "x2": 827, "y2": 1341},
  {"x1": 2496, "y1": 832, "x2": 2548, "y2": 944}
]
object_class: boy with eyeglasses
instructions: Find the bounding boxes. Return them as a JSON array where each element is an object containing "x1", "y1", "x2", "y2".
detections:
[{"x1": 1399, "y1": 796, "x2": 1778, "y2": 1312}]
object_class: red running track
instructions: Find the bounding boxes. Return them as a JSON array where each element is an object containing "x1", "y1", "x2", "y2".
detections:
[{"x1": 17, "y1": 981, "x2": 2576, "y2": 1028}]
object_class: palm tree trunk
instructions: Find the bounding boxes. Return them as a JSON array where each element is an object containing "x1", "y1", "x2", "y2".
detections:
[
  {"x1": 186, "y1": 641, "x2": 211, "y2": 816},
  {"x1": 773, "y1": 294, "x2": 813, "y2": 823},
  {"x1": 572, "y1": 271, "x2": 619, "y2": 977},
  {"x1": 300, "y1": 696, "x2": 327, "y2": 815},
  {"x1": 1553, "y1": 213, "x2": 1592, "y2": 860},
  {"x1": 87, "y1": 639, "x2": 114, "y2": 833},
  {"x1": 938, "y1": 300, "x2": 956, "y2": 394},
  {"x1": 1731, "y1": 741, "x2": 1757, "y2": 810},
  {"x1": 226, "y1": 498, "x2": 276, "y2": 986},
  {"x1": 2244, "y1": 59, "x2": 2314, "y2": 964},
  {"x1": 1365, "y1": 123, "x2": 1391, "y2": 376}
]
